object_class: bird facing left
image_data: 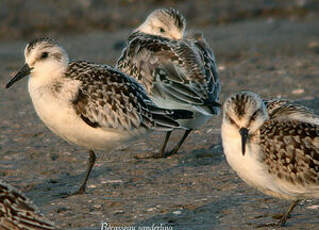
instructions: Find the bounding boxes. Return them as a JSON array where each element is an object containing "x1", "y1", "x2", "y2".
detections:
[{"x1": 6, "y1": 38, "x2": 193, "y2": 196}]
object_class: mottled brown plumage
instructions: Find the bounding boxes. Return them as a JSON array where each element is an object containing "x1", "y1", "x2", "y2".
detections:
[
  {"x1": 117, "y1": 10, "x2": 220, "y2": 157},
  {"x1": 259, "y1": 119, "x2": 319, "y2": 187},
  {"x1": 6, "y1": 38, "x2": 193, "y2": 195},
  {"x1": 117, "y1": 32, "x2": 219, "y2": 111},
  {"x1": 0, "y1": 181, "x2": 57, "y2": 230},
  {"x1": 185, "y1": 31, "x2": 220, "y2": 101},
  {"x1": 67, "y1": 61, "x2": 192, "y2": 132},
  {"x1": 264, "y1": 98, "x2": 291, "y2": 115},
  {"x1": 265, "y1": 98, "x2": 319, "y2": 124},
  {"x1": 222, "y1": 91, "x2": 319, "y2": 226}
]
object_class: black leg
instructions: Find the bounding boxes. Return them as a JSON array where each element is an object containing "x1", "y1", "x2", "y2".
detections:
[
  {"x1": 166, "y1": 129, "x2": 192, "y2": 157},
  {"x1": 134, "y1": 131, "x2": 173, "y2": 159},
  {"x1": 278, "y1": 200, "x2": 299, "y2": 226},
  {"x1": 72, "y1": 150, "x2": 96, "y2": 195},
  {"x1": 158, "y1": 131, "x2": 172, "y2": 157},
  {"x1": 135, "y1": 129, "x2": 190, "y2": 159}
]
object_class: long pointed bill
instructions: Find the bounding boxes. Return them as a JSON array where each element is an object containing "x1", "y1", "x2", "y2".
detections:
[
  {"x1": 239, "y1": 128, "x2": 249, "y2": 156},
  {"x1": 6, "y1": 64, "x2": 32, "y2": 89}
]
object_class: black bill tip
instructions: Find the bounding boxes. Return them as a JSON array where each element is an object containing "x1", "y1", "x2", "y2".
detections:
[
  {"x1": 239, "y1": 127, "x2": 249, "y2": 156},
  {"x1": 6, "y1": 64, "x2": 32, "y2": 89}
]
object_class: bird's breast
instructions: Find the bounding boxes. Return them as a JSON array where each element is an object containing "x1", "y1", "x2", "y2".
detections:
[{"x1": 28, "y1": 79, "x2": 147, "y2": 151}]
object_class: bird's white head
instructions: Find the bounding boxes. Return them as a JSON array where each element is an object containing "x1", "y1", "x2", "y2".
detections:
[
  {"x1": 223, "y1": 91, "x2": 268, "y2": 155},
  {"x1": 135, "y1": 8, "x2": 186, "y2": 40},
  {"x1": 6, "y1": 38, "x2": 69, "y2": 88}
]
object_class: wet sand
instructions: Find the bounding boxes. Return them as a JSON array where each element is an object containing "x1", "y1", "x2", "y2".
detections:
[{"x1": 1, "y1": 1, "x2": 319, "y2": 229}]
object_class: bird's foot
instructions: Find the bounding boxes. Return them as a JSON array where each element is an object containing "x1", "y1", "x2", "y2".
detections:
[
  {"x1": 58, "y1": 186, "x2": 87, "y2": 198},
  {"x1": 134, "y1": 151, "x2": 176, "y2": 159}
]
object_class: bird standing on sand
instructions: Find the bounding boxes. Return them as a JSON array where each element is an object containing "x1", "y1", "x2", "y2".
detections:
[
  {"x1": 116, "y1": 8, "x2": 221, "y2": 158},
  {"x1": 222, "y1": 91, "x2": 319, "y2": 226},
  {"x1": 0, "y1": 180, "x2": 57, "y2": 230},
  {"x1": 6, "y1": 38, "x2": 192, "y2": 195}
]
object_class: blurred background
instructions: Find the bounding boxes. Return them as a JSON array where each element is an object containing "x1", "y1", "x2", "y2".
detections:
[
  {"x1": 1, "y1": 1, "x2": 319, "y2": 229},
  {"x1": 1, "y1": 0, "x2": 319, "y2": 40}
]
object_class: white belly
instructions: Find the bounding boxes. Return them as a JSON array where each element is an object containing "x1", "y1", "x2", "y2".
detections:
[
  {"x1": 221, "y1": 123, "x2": 312, "y2": 200},
  {"x1": 28, "y1": 80, "x2": 147, "y2": 151}
]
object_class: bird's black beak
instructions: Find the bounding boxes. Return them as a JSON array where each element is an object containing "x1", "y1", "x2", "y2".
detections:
[
  {"x1": 6, "y1": 64, "x2": 32, "y2": 89},
  {"x1": 239, "y1": 128, "x2": 249, "y2": 156}
]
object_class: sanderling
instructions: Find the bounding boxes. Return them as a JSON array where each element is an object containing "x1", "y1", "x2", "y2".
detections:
[
  {"x1": 264, "y1": 98, "x2": 319, "y2": 125},
  {"x1": 132, "y1": 8, "x2": 186, "y2": 40},
  {"x1": 6, "y1": 38, "x2": 193, "y2": 195},
  {"x1": 0, "y1": 180, "x2": 56, "y2": 229},
  {"x1": 116, "y1": 8, "x2": 221, "y2": 158},
  {"x1": 222, "y1": 91, "x2": 319, "y2": 226}
]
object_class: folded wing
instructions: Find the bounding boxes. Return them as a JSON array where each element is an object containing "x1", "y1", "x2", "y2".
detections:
[
  {"x1": 260, "y1": 119, "x2": 319, "y2": 187},
  {"x1": 116, "y1": 32, "x2": 220, "y2": 114},
  {"x1": 67, "y1": 61, "x2": 192, "y2": 132}
]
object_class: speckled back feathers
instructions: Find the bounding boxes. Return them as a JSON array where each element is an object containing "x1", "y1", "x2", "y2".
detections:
[
  {"x1": 117, "y1": 31, "x2": 220, "y2": 113},
  {"x1": 259, "y1": 119, "x2": 319, "y2": 187},
  {"x1": 0, "y1": 181, "x2": 56, "y2": 230},
  {"x1": 65, "y1": 61, "x2": 192, "y2": 131}
]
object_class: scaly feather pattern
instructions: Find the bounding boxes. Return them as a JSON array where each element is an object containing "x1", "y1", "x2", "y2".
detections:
[
  {"x1": 67, "y1": 61, "x2": 192, "y2": 132},
  {"x1": 117, "y1": 32, "x2": 220, "y2": 115},
  {"x1": 0, "y1": 181, "x2": 57, "y2": 230}
]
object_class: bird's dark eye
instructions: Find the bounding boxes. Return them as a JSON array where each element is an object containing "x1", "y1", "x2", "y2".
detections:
[
  {"x1": 41, "y1": 52, "x2": 48, "y2": 59},
  {"x1": 250, "y1": 109, "x2": 260, "y2": 122},
  {"x1": 159, "y1": 27, "x2": 165, "y2": 33}
]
